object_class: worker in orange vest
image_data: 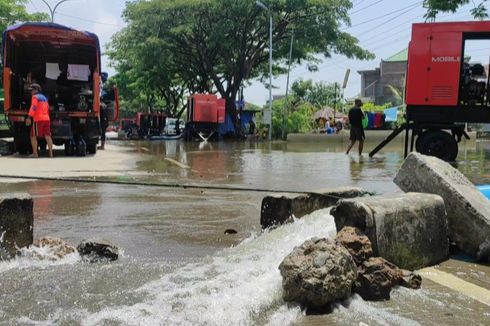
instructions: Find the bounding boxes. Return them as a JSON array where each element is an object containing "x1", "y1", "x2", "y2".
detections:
[{"x1": 26, "y1": 83, "x2": 53, "y2": 158}]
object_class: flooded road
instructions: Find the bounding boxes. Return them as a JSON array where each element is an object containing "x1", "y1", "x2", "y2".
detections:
[{"x1": 1, "y1": 139, "x2": 490, "y2": 325}]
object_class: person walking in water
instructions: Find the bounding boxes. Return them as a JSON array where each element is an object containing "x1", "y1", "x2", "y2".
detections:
[
  {"x1": 346, "y1": 99, "x2": 365, "y2": 155},
  {"x1": 26, "y1": 83, "x2": 53, "y2": 158}
]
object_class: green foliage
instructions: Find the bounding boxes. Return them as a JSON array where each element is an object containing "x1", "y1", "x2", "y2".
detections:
[
  {"x1": 0, "y1": 0, "x2": 49, "y2": 82},
  {"x1": 359, "y1": 102, "x2": 391, "y2": 112},
  {"x1": 291, "y1": 79, "x2": 340, "y2": 109},
  {"x1": 110, "y1": 0, "x2": 374, "y2": 122},
  {"x1": 423, "y1": 0, "x2": 488, "y2": 20},
  {"x1": 270, "y1": 97, "x2": 315, "y2": 138},
  {"x1": 0, "y1": 0, "x2": 49, "y2": 33}
]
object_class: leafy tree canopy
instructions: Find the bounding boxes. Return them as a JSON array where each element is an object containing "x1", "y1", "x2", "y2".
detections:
[
  {"x1": 424, "y1": 0, "x2": 489, "y2": 20},
  {"x1": 0, "y1": 0, "x2": 48, "y2": 33},
  {"x1": 109, "y1": 0, "x2": 374, "y2": 121}
]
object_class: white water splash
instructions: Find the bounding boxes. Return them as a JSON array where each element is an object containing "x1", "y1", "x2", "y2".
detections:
[
  {"x1": 81, "y1": 208, "x2": 337, "y2": 326},
  {"x1": 333, "y1": 294, "x2": 421, "y2": 326},
  {"x1": 0, "y1": 244, "x2": 80, "y2": 274}
]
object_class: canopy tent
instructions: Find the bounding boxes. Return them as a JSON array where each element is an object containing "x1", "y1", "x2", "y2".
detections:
[{"x1": 313, "y1": 108, "x2": 334, "y2": 121}]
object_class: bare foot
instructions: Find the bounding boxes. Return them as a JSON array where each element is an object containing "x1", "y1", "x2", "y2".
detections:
[{"x1": 28, "y1": 154, "x2": 39, "y2": 158}]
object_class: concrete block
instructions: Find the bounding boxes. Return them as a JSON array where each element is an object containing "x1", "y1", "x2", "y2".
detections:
[
  {"x1": 331, "y1": 193, "x2": 449, "y2": 270},
  {"x1": 394, "y1": 153, "x2": 490, "y2": 260},
  {"x1": 260, "y1": 187, "x2": 367, "y2": 229},
  {"x1": 0, "y1": 193, "x2": 33, "y2": 259}
]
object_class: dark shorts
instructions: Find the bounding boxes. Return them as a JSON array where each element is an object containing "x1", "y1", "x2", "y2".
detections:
[
  {"x1": 31, "y1": 121, "x2": 51, "y2": 137},
  {"x1": 100, "y1": 119, "x2": 109, "y2": 142},
  {"x1": 350, "y1": 126, "x2": 365, "y2": 141}
]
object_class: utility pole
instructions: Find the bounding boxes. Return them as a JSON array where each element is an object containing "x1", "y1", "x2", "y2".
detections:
[
  {"x1": 39, "y1": 0, "x2": 73, "y2": 23},
  {"x1": 282, "y1": 30, "x2": 294, "y2": 140},
  {"x1": 256, "y1": 1, "x2": 273, "y2": 141}
]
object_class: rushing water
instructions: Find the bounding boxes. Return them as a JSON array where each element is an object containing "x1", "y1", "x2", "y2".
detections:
[{"x1": 1, "y1": 139, "x2": 490, "y2": 325}]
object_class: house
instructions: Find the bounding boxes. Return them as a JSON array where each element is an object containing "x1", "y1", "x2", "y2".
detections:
[{"x1": 358, "y1": 49, "x2": 407, "y2": 105}]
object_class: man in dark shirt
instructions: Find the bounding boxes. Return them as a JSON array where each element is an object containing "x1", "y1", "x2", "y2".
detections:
[{"x1": 346, "y1": 99, "x2": 365, "y2": 155}]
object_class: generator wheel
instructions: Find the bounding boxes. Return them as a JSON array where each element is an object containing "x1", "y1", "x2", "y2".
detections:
[{"x1": 416, "y1": 130, "x2": 458, "y2": 161}]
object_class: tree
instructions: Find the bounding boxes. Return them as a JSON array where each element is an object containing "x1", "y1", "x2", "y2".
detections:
[
  {"x1": 0, "y1": 0, "x2": 48, "y2": 33},
  {"x1": 291, "y1": 79, "x2": 340, "y2": 109},
  {"x1": 0, "y1": 0, "x2": 48, "y2": 80},
  {"x1": 424, "y1": 0, "x2": 489, "y2": 20},
  {"x1": 110, "y1": 0, "x2": 374, "y2": 130}
]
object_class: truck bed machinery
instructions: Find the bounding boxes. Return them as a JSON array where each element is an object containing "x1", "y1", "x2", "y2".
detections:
[
  {"x1": 2, "y1": 23, "x2": 118, "y2": 156},
  {"x1": 370, "y1": 21, "x2": 490, "y2": 161}
]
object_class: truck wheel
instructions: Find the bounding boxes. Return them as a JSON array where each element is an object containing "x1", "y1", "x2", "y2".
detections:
[
  {"x1": 416, "y1": 130, "x2": 458, "y2": 161},
  {"x1": 65, "y1": 141, "x2": 75, "y2": 156},
  {"x1": 14, "y1": 137, "x2": 31, "y2": 155},
  {"x1": 86, "y1": 141, "x2": 97, "y2": 155}
]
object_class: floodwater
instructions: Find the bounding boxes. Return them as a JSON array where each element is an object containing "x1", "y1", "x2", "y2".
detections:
[{"x1": 1, "y1": 139, "x2": 490, "y2": 325}]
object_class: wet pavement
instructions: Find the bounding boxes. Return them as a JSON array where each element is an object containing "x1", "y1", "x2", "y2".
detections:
[{"x1": 1, "y1": 139, "x2": 490, "y2": 325}]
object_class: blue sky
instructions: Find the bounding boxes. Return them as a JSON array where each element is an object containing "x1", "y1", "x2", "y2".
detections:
[{"x1": 26, "y1": 0, "x2": 485, "y2": 105}]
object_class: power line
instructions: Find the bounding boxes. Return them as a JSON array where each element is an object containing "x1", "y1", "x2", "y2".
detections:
[
  {"x1": 349, "y1": 2, "x2": 422, "y2": 29},
  {"x1": 350, "y1": 0, "x2": 385, "y2": 15},
  {"x1": 56, "y1": 11, "x2": 124, "y2": 28}
]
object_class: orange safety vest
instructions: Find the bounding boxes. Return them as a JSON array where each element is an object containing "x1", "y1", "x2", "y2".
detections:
[{"x1": 28, "y1": 94, "x2": 50, "y2": 122}]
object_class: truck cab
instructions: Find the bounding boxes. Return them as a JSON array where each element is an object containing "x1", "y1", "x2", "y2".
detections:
[{"x1": 2, "y1": 22, "x2": 118, "y2": 155}]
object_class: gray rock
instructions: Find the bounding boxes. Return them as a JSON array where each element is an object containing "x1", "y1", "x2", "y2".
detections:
[
  {"x1": 394, "y1": 152, "x2": 490, "y2": 260},
  {"x1": 77, "y1": 239, "x2": 119, "y2": 262},
  {"x1": 335, "y1": 226, "x2": 373, "y2": 265},
  {"x1": 33, "y1": 237, "x2": 76, "y2": 260},
  {"x1": 261, "y1": 187, "x2": 368, "y2": 229},
  {"x1": 354, "y1": 257, "x2": 422, "y2": 301},
  {"x1": 279, "y1": 238, "x2": 357, "y2": 309},
  {"x1": 0, "y1": 193, "x2": 33, "y2": 260},
  {"x1": 331, "y1": 193, "x2": 449, "y2": 270}
]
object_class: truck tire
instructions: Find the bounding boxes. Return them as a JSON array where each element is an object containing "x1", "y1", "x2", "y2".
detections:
[
  {"x1": 14, "y1": 136, "x2": 31, "y2": 155},
  {"x1": 416, "y1": 130, "x2": 458, "y2": 161},
  {"x1": 86, "y1": 140, "x2": 97, "y2": 155},
  {"x1": 65, "y1": 140, "x2": 75, "y2": 156}
]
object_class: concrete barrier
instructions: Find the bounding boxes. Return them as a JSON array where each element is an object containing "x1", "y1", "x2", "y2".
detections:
[
  {"x1": 394, "y1": 152, "x2": 490, "y2": 260},
  {"x1": 0, "y1": 193, "x2": 33, "y2": 259},
  {"x1": 260, "y1": 187, "x2": 367, "y2": 229},
  {"x1": 331, "y1": 193, "x2": 449, "y2": 270}
]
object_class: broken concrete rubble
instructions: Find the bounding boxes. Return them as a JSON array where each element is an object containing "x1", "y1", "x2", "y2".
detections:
[
  {"x1": 261, "y1": 187, "x2": 367, "y2": 229},
  {"x1": 394, "y1": 152, "x2": 490, "y2": 260},
  {"x1": 331, "y1": 193, "x2": 449, "y2": 270},
  {"x1": 0, "y1": 193, "x2": 33, "y2": 260},
  {"x1": 279, "y1": 237, "x2": 357, "y2": 309}
]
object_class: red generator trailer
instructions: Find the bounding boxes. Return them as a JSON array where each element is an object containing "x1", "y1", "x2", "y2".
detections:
[
  {"x1": 184, "y1": 94, "x2": 225, "y2": 141},
  {"x1": 2, "y1": 23, "x2": 119, "y2": 156},
  {"x1": 370, "y1": 21, "x2": 490, "y2": 161}
]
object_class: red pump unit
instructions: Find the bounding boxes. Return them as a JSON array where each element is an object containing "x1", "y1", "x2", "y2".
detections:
[
  {"x1": 370, "y1": 21, "x2": 490, "y2": 161},
  {"x1": 185, "y1": 94, "x2": 225, "y2": 141}
]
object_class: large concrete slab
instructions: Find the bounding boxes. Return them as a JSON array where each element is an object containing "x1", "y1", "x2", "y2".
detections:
[
  {"x1": 331, "y1": 193, "x2": 449, "y2": 270},
  {"x1": 394, "y1": 152, "x2": 490, "y2": 260},
  {"x1": 0, "y1": 193, "x2": 33, "y2": 259},
  {"x1": 260, "y1": 187, "x2": 367, "y2": 228}
]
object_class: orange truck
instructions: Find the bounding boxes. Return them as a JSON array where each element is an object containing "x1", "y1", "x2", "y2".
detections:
[{"x1": 2, "y1": 23, "x2": 118, "y2": 155}]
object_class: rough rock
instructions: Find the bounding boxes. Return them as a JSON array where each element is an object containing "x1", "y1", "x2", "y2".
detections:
[
  {"x1": 354, "y1": 257, "x2": 400, "y2": 301},
  {"x1": 399, "y1": 269, "x2": 422, "y2": 289},
  {"x1": 77, "y1": 239, "x2": 119, "y2": 262},
  {"x1": 261, "y1": 187, "x2": 368, "y2": 229},
  {"x1": 394, "y1": 152, "x2": 490, "y2": 260},
  {"x1": 335, "y1": 226, "x2": 373, "y2": 265},
  {"x1": 279, "y1": 237, "x2": 357, "y2": 309},
  {"x1": 0, "y1": 193, "x2": 33, "y2": 260},
  {"x1": 32, "y1": 237, "x2": 76, "y2": 260},
  {"x1": 331, "y1": 192, "x2": 449, "y2": 270}
]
